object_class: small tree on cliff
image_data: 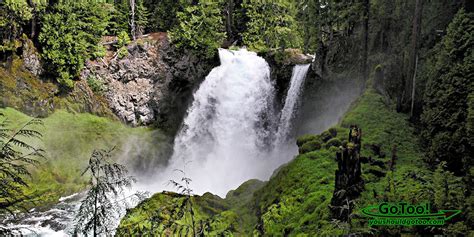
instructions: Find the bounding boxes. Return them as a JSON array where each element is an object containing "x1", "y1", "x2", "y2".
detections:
[{"x1": 74, "y1": 148, "x2": 146, "y2": 236}]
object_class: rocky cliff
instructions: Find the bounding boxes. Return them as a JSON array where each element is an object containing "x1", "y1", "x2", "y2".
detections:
[{"x1": 81, "y1": 33, "x2": 218, "y2": 134}]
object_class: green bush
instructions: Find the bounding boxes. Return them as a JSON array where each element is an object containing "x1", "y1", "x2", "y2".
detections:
[
  {"x1": 296, "y1": 134, "x2": 318, "y2": 147},
  {"x1": 319, "y1": 131, "x2": 333, "y2": 142},
  {"x1": 116, "y1": 31, "x2": 131, "y2": 48},
  {"x1": 86, "y1": 75, "x2": 105, "y2": 93},
  {"x1": 117, "y1": 46, "x2": 129, "y2": 59},
  {"x1": 325, "y1": 138, "x2": 341, "y2": 149},
  {"x1": 299, "y1": 140, "x2": 322, "y2": 154}
]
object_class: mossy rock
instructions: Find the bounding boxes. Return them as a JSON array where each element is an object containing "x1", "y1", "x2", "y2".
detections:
[
  {"x1": 325, "y1": 138, "x2": 342, "y2": 149},
  {"x1": 299, "y1": 140, "x2": 322, "y2": 154},
  {"x1": 320, "y1": 131, "x2": 333, "y2": 142},
  {"x1": 296, "y1": 134, "x2": 319, "y2": 147}
]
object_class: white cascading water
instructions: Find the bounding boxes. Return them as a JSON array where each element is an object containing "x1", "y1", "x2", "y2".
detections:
[
  {"x1": 159, "y1": 49, "x2": 278, "y2": 197},
  {"x1": 275, "y1": 64, "x2": 311, "y2": 146},
  {"x1": 152, "y1": 50, "x2": 311, "y2": 197}
]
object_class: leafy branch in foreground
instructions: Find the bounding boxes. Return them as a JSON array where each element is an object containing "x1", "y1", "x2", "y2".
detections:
[
  {"x1": 0, "y1": 113, "x2": 44, "y2": 235},
  {"x1": 74, "y1": 147, "x2": 147, "y2": 237}
]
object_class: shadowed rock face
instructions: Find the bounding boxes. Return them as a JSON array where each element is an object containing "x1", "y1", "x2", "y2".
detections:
[{"x1": 81, "y1": 33, "x2": 218, "y2": 134}]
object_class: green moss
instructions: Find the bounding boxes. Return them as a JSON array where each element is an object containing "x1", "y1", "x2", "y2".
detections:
[
  {"x1": 324, "y1": 137, "x2": 341, "y2": 148},
  {"x1": 251, "y1": 89, "x2": 433, "y2": 235},
  {"x1": 0, "y1": 107, "x2": 160, "y2": 208},
  {"x1": 117, "y1": 89, "x2": 438, "y2": 235},
  {"x1": 296, "y1": 134, "x2": 318, "y2": 147},
  {"x1": 299, "y1": 140, "x2": 322, "y2": 154}
]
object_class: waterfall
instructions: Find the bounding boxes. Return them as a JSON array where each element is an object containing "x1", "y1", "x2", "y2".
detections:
[
  {"x1": 162, "y1": 49, "x2": 277, "y2": 197},
  {"x1": 146, "y1": 50, "x2": 311, "y2": 197},
  {"x1": 275, "y1": 64, "x2": 311, "y2": 145}
]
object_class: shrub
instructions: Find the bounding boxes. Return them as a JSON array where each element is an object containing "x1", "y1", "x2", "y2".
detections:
[
  {"x1": 117, "y1": 46, "x2": 129, "y2": 59},
  {"x1": 328, "y1": 128, "x2": 338, "y2": 137},
  {"x1": 296, "y1": 134, "x2": 318, "y2": 147},
  {"x1": 86, "y1": 75, "x2": 105, "y2": 93},
  {"x1": 319, "y1": 131, "x2": 333, "y2": 142},
  {"x1": 325, "y1": 138, "x2": 341, "y2": 149},
  {"x1": 116, "y1": 31, "x2": 131, "y2": 48},
  {"x1": 299, "y1": 140, "x2": 322, "y2": 154}
]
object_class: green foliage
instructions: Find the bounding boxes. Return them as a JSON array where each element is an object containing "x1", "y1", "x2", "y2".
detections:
[
  {"x1": 299, "y1": 140, "x2": 322, "y2": 154},
  {"x1": 0, "y1": 0, "x2": 32, "y2": 52},
  {"x1": 74, "y1": 148, "x2": 142, "y2": 236},
  {"x1": 143, "y1": 0, "x2": 183, "y2": 32},
  {"x1": 325, "y1": 138, "x2": 341, "y2": 148},
  {"x1": 296, "y1": 134, "x2": 318, "y2": 147},
  {"x1": 241, "y1": 0, "x2": 302, "y2": 51},
  {"x1": 168, "y1": 1, "x2": 226, "y2": 58},
  {"x1": 0, "y1": 107, "x2": 161, "y2": 209},
  {"x1": 0, "y1": 114, "x2": 44, "y2": 215},
  {"x1": 117, "y1": 31, "x2": 131, "y2": 48},
  {"x1": 420, "y1": 9, "x2": 474, "y2": 174},
  {"x1": 38, "y1": 2, "x2": 112, "y2": 88},
  {"x1": 117, "y1": 46, "x2": 129, "y2": 59},
  {"x1": 135, "y1": 0, "x2": 150, "y2": 37},
  {"x1": 108, "y1": 1, "x2": 130, "y2": 35},
  {"x1": 116, "y1": 192, "x2": 235, "y2": 236},
  {"x1": 432, "y1": 162, "x2": 465, "y2": 210},
  {"x1": 86, "y1": 75, "x2": 105, "y2": 93}
]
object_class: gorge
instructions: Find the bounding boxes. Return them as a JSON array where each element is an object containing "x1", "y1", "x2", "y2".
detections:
[{"x1": 1, "y1": 1, "x2": 472, "y2": 236}]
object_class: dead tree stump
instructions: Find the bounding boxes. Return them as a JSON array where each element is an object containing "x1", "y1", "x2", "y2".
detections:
[{"x1": 330, "y1": 125, "x2": 364, "y2": 221}]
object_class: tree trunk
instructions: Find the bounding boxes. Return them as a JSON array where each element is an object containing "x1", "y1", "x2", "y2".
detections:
[
  {"x1": 405, "y1": 0, "x2": 423, "y2": 107},
  {"x1": 225, "y1": 0, "x2": 234, "y2": 42},
  {"x1": 27, "y1": 0, "x2": 37, "y2": 39},
  {"x1": 130, "y1": 0, "x2": 136, "y2": 40},
  {"x1": 410, "y1": 55, "x2": 418, "y2": 117}
]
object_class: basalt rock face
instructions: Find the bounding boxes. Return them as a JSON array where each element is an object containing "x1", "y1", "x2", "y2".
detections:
[
  {"x1": 261, "y1": 49, "x2": 314, "y2": 106},
  {"x1": 81, "y1": 33, "x2": 218, "y2": 134}
]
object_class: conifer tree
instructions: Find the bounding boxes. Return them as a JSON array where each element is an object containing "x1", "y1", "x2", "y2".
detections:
[{"x1": 74, "y1": 148, "x2": 145, "y2": 236}]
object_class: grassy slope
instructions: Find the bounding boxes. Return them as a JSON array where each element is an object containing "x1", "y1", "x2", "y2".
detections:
[
  {"x1": 252, "y1": 88, "x2": 434, "y2": 236},
  {"x1": 0, "y1": 107, "x2": 158, "y2": 208},
  {"x1": 118, "y1": 88, "x2": 466, "y2": 235}
]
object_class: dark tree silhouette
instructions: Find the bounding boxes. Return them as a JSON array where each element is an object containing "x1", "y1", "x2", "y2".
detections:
[{"x1": 74, "y1": 148, "x2": 145, "y2": 236}]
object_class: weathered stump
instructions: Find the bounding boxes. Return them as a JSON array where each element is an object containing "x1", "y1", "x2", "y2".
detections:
[{"x1": 330, "y1": 125, "x2": 364, "y2": 221}]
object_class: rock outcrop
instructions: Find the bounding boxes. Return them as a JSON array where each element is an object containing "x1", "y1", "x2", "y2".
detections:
[
  {"x1": 261, "y1": 48, "x2": 314, "y2": 105},
  {"x1": 21, "y1": 38, "x2": 43, "y2": 77},
  {"x1": 0, "y1": 57, "x2": 113, "y2": 118},
  {"x1": 81, "y1": 33, "x2": 218, "y2": 133}
]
